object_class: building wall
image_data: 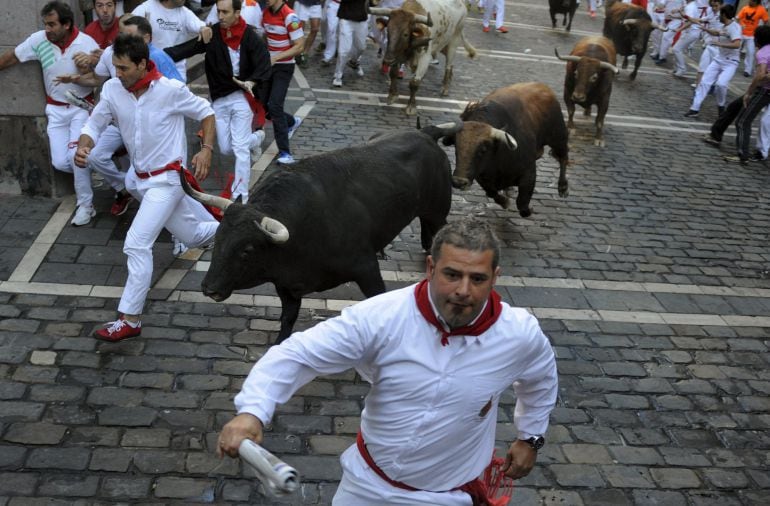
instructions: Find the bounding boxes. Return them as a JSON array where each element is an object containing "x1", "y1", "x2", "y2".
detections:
[{"x1": 0, "y1": 0, "x2": 85, "y2": 196}]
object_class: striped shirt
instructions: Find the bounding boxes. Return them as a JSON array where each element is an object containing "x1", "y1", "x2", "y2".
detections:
[{"x1": 262, "y1": 2, "x2": 304, "y2": 64}]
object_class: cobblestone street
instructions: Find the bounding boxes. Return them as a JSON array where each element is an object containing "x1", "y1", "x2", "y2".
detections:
[{"x1": 1, "y1": 2, "x2": 769, "y2": 505}]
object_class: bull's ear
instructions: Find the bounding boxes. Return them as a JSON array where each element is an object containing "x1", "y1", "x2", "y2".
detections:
[{"x1": 442, "y1": 135, "x2": 456, "y2": 146}]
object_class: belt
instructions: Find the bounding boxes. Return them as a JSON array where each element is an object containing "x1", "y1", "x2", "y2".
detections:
[
  {"x1": 135, "y1": 160, "x2": 182, "y2": 179},
  {"x1": 46, "y1": 93, "x2": 94, "y2": 107},
  {"x1": 355, "y1": 431, "x2": 494, "y2": 506}
]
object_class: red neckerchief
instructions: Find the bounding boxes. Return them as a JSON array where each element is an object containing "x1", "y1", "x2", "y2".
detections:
[
  {"x1": 221, "y1": 16, "x2": 247, "y2": 51},
  {"x1": 414, "y1": 279, "x2": 502, "y2": 346},
  {"x1": 55, "y1": 26, "x2": 79, "y2": 52},
  {"x1": 127, "y1": 60, "x2": 162, "y2": 94}
]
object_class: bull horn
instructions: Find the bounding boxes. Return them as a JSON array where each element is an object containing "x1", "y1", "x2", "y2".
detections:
[
  {"x1": 255, "y1": 216, "x2": 289, "y2": 243},
  {"x1": 368, "y1": 6, "x2": 394, "y2": 16},
  {"x1": 554, "y1": 48, "x2": 581, "y2": 63},
  {"x1": 599, "y1": 61, "x2": 620, "y2": 74},
  {"x1": 620, "y1": 18, "x2": 638, "y2": 25},
  {"x1": 490, "y1": 127, "x2": 517, "y2": 150},
  {"x1": 413, "y1": 12, "x2": 433, "y2": 27},
  {"x1": 178, "y1": 169, "x2": 233, "y2": 211},
  {"x1": 652, "y1": 23, "x2": 669, "y2": 32}
]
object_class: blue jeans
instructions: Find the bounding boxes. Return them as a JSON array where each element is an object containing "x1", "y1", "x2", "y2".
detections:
[{"x1": 267, "y1": 63, "x2": 297, "y2": 154}]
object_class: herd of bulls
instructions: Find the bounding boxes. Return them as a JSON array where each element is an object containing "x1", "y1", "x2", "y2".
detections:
[{"x1": 181, "y1": 0, "x2": 663, "y2": 342}]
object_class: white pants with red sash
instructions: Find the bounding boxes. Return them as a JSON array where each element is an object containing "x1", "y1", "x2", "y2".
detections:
[
  {"x1": 332, "y1": 445, "x2": 473, "y2": 505},
  {"x1": 46, "y1": 104, "x2": 93, "y2": 208},
  {"x1": 213, "y1": 91, "x2": 257, "y2": 201},
  {"x1": 118, "y1": 168, "x2": 219, "y2": 316}
]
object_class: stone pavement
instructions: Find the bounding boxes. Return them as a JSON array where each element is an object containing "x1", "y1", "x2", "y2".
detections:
[{"x1": 1, "y1": 2, "x2": 770, "y2": 505}]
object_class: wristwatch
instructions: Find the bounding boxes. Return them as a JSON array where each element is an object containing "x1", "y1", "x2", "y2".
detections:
[{"x1": 521, "y1": 436, "x2": 545, "y2": 451}]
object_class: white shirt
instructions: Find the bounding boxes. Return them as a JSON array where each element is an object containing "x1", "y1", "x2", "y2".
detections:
[
  {"x1": 702, "y1": 9, "x2": 723, "y2": 45},
  {"x1": 205, "y1": 2, "x2": 264, "y2": 36},
  {"x1": 718, "y1": 20, "x2": 743, "y2": 61},
  {"x1": 15, "y1": 29, "x2": 99, "y2": 102},
  {"x1": 132, "y1": 0, "x2": 205, "y2": 78},
  {"x1": 664, "y1": 0, "x2": 686, "y2": 29},
  {"x1": 82, "y1": 75, "x2": 213, "y2": 175},
  {"x1": 235, "y1": 284, "x2": 558, "y2": 491},
  {"x1": 683, "y1": 1, "x2": 710, "y2": 34},
  {"x1": 94, "y1": 45, "x2": 115, "y2": 78}
]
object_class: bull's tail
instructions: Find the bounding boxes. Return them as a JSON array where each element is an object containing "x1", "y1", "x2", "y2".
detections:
[
  {"x1": 420, "y1": 120, "x2": 464, "y2": 142},
  {"x1": 462, "y1": 31, "x2": 477, "y2": 58}
]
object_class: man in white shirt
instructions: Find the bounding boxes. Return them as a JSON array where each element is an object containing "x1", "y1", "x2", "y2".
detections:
[
  {"x1": 672, "y1": 0, "x2": 711, "y2": 76},
  {"x1": 75, "y1": 33, "x2": 219, "y2": 342},
  {"x1": 217, "y1": 218, "x2": 558, "y2": 505},
  {"x1": 0, "y1": 1, "x2": 101, "y2": 226},
  {"x1": 132, "y1": 0, "x2": 212, "y2": 80}
]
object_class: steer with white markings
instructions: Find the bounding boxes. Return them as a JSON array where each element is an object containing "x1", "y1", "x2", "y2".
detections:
[{"x1": 368, "y1": 0, "x2": 476, "y2": 116}]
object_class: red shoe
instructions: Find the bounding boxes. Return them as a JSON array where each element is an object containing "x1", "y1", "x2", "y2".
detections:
[
  {"x1": 496, "y1": 26, "x2": 509, "y2": 33},
  {"x1": 482, "y1": 25, "x2": 491, "y2": 32},
  {"x1": 110, "y1": 192, "x2": 134, "y2": 216},
  {"x1": 589, "y1": 10, "x2": 596, "y2": 18},
  {"x1": 94, "y1": 317, "x2": 141, "y2": 342}
]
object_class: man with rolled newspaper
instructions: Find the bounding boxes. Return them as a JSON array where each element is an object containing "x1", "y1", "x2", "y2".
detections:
[{"x1": 218, "y1": 218, "x2": 558, "y2": 505}]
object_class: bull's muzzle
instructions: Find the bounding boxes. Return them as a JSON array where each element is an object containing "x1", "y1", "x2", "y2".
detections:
[
  {"x1": 571, "y1": 92, "x2": 586, "y2": 102},
  {"x1": 452, "y1": 176, "x2": 471, "y2": 190},
  {"x1": 201, "y1": 284, "x2": 227, "y2": 302}
]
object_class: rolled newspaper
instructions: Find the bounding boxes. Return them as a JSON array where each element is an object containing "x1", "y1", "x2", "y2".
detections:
[
  {"x1": 238, "y1": 439, "x2": 300, "y2": 496},
  {"x1": 64, "y1": 90, "x2": 94, "y2": 113}
]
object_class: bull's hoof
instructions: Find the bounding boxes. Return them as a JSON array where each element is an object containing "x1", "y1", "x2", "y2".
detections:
[
  {"x1": 622, "y1": 61, "x2": 629, "y2": 70},
  {"x1": 629, "y1": 72, "x2": 638, "y2": 81},
  {"x1": 519, "y1": 207, "x2": 533, "y2": 218},
  {"x1": 594, "y1": 138, "x2": 605, "y2": 147},
  {"x1": 492, "y1": 194, "x2": 510, "y2": 209},
  {"x1": 583, "y1": 108, "x2": 591, "y2": 117},
  {"x1": 440, "y1": 87, "x2": 449, "y2": 97},
  {"x1": 404, "y1": 105, "x2": 417, "y2": 116},
  {"x1": 386, "y1": 94, "x2": 398, "y2": 105},
  {"x1": 559, "y1": 184, "x2": 569, "y2": 198}
]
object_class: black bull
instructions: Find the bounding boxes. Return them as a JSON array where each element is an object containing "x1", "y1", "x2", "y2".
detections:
[
  {"x1": 603, "y1": 2, "x2": 657, "y2": 80},
  {"x1": 180, "y1": 124, "x2": 461, "y2": 343},
  {"x1": 549, "y1": 0, "x2": 578, "y2": 32}
]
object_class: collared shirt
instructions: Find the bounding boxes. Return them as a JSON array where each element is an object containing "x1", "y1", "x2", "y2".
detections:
[
  {"x1": 14, "y1": 30, "x2": 98, "y2": 102},
  {"x1": 262, "y1": 3, "x2": 304, "y2": 64},
  {"x1": 81, "y1": 76, "x2": 213, "y2": 173},
  {"x1": 132, "y1": 0, "x2": 205, "y2": 77},
  {"x1": 235, "y1": 283, "x2": 558, "y2": 492},
  {"x1": 95, "y1": 43, "x2": 184, "y2": 82},
  {"x1": 84, "y1": 18, "x2": 120, "y2": 49}
]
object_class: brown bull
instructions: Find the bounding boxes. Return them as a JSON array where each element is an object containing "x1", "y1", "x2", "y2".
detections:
[
  {"x1": 443, "y1": 83, "x2": 569, "y2": 216},
  {"x1": 556, "y1": 36, "x2": 620, "y2": 147},
  {"x1": 603, "y1": 0, "x2": 665, "y2": 80}
]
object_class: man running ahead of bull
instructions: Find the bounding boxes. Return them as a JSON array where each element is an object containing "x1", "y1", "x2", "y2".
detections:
[{"x1": 217, "y1": 217, "x2": 559, "y2": 505}]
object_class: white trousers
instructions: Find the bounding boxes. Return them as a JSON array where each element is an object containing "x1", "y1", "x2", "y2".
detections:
[
  {"x1": 334, "y1": 19, "x2": 368, "y2": 80},
  {"x1": 213, "y1": 91, "x2": 257, "y2": 201},
  {"x1": 332, "y1": 445, "x2": 473, "y2": 506},
  {"x1": 743, "y1": 35, "x2": 756, "y2": 76},
  {"x1": 323, "y1": 1, "x2": 341, "y2": 62},
  {"x1": 673, "y1": 30, "x2": 700, "y2": 74},
  {"x1": 691, "y1": 57, "x2": 739, "y2": 110},
  {"x1": 658, "y1": 20, "x2": 683, "y2": 60},
  {"x1": 118, "y1": 169, "x2": 219, "y2": 315},
  {"x1": 649, "y1": 12, "x2": 666, "y2": 56},
  {"x1": 88, "y1": 124, "x2": 128, "y2": 192},
  {"x1": 46, "y1": 104, "x2": 93, "y2": 208},
  {"x1": 699, "y1": 44, "x2": 718, "y2": 72},
  {"x1": 483, "y1": 0, "x2": 505, "y2": 29},
  {"x1": 758, "y1": 107, "x2": 770, "y2": 157}
]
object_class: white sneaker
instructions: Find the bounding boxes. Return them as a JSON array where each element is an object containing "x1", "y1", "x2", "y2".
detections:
[
  {"x1": 356, "y1": 66, "x2": 364, "y2": 77},
  {"x1": 287, "y1": 116, "x2": 302, "y2": 139},
  {"x1": 332, "y1": 77, "x2": 342, "y2": 87},
  {"x1": 71, "y1": 205, "x2": 96, "y2": 226},
  {"x1": 277, "y1": 151, "x2": 296, "y2": 165},
  {"x1": 172, "y1": 238, "x2": 189, "y2": 257},
  {"x1": 250, "y1": 129, "x2": 265, "y2": 162},
  {"x1": 430, "y1": 57, "x2": 440, "y2": 65}
]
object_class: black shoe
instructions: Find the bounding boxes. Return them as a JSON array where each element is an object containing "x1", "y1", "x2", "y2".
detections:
[
  {"x1": 684, "y1": 109, "x2": 699, "y2": 118},
  {"x1": 744, "y1": 71, "x2": 750, "y2": 78},
  {"x1": 718, "y1": 106, "x2": 725, "y2": 116},
  {"x1": 724, "y1": 155, "x2": 749, "y2": 165},
  {"x1": 749, "y1": 151, "x2": 766, "y2": 162},
  {"x1": 702, "y1": 135, "x2": 721, "y2": 147},
  {"x1": 654, "y1": 58, "x2": 667, "y2": 65}
]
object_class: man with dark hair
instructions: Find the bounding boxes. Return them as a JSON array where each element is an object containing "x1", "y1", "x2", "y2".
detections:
[
  {"x1": 166, "y1": 0, "x2": 272, "y2": 202},
  {"x1": 75, "y1": 33, "x2": 220, "y2": 342},
  {"x1": 217, "y1": 217, "x2": 558, "y2": 505},
  {"x1": 86, "y1": 0, "x2": 121, "y2": 49},
  {"x1": 0, "y1": 1, "x2": 101, "y2": 226}
]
